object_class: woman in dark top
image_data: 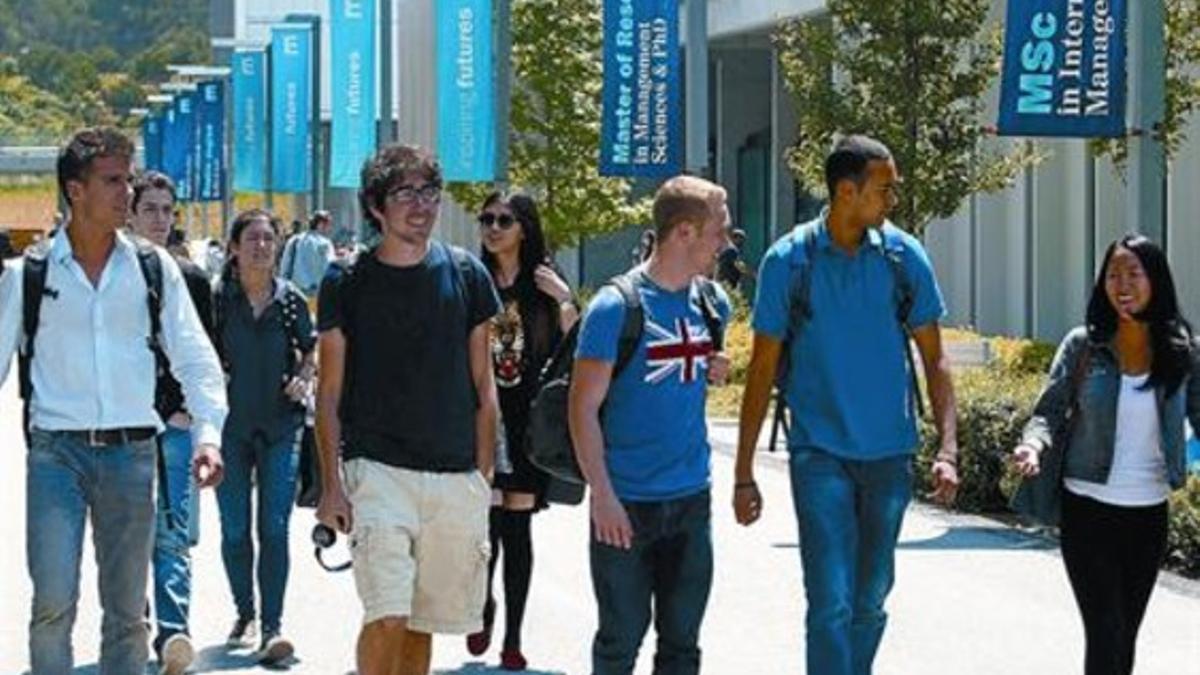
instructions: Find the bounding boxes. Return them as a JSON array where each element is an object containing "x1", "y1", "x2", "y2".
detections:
[
  {"x1": 213, "y1": 209, "x2": 316, "y2": 665},
  {"x1": 466, "y1": 191, "x2": 578, "y2": 670},
  {"x1": 1012, "y1": 234, "x2": 1199, "y2": 675}
]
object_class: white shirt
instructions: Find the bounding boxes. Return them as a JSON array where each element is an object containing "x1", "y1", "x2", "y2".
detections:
[
  {"x1": 0, "y1": 230, "x2": 228, "y2": 448},
  {"x1": 1065, "y1": 373, "x2": 1170, "y2": 506}
]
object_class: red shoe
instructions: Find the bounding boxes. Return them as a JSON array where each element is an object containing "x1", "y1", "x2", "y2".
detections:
[
  {"x1": 466, "y1": 601, "x2": 495, "y2": 656},
  {"x1": 500, "y1": 648, "x2": 528, "y2": 671}
]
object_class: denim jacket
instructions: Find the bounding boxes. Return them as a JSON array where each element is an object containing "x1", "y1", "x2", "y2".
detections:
[{"x1": 1021, "y1": 326, "x2": 1198, "y2": 490}]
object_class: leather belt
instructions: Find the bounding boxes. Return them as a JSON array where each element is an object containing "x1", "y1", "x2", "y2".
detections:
[{"x1": 58, "y1": 427, "x2": 158, "y2": 447}]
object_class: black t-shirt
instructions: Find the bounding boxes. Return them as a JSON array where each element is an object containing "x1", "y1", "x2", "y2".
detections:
[
  {"x1": 318, "y1": 243, "x2": 501, "y2": 471},
  {"x1": 491, "y1": 281, "x2": 566, "y2": 452},
  {"x1": 155, "y1": 257, "x2": 215, "y2": 421}
]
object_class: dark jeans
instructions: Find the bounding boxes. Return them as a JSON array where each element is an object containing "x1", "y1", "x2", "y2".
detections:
[
  {"x1": 789, "y1": 449, "x2": 912, "y2": 675},
  {"x1": 1060, "y1": 490, "x2": 1168, "y2": 675},
  {"x1": 215, "y1": 429, "x2": 300, "y2": 634},
  {"x1": 590, "y1": 489, "x2": 713, "y2": 675}
]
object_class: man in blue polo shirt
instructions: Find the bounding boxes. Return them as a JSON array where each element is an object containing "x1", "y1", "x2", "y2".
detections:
[
  {"x1": 733, "y1": 135, "x2": 960, "y2": 675},
  {"x1": 570, "y1": 175, "x2": 732, "y2": 675}
]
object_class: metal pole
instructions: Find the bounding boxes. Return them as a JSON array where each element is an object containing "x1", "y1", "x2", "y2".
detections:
[
  {"x1": 494, "y1": 0, "x2": 512, "y2": 185},
  {"x1": 222, "y1": 75, "x2": 233, "y2": 234},
  {"x1": 265, "y1": 45, "x2": 274, "y2": 211},
  {"x1": 1126, "y1": 0, "x2": 1167, "y2": 246},
  {"x1": 379, "y1": 0, "x2": 394, "y2": 147},
  {"x1": 684, "y1": 0, "x2": 708, "y2": 175}
]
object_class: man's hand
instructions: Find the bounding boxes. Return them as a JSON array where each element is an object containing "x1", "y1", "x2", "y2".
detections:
[
  {"x1": 929, "y1": 457, "x2": 959, "y2": 506},
  {"x1": 733, "y1": 480, "x2": 762, "y2": 526},
  {"x1": 317, "y1": 482, "x2": 354, "y2": 534},
  {"x1": 1010, "y1": 443, "x2": 1040, "y2": 477},
  {"x1": 192, "y1": 443, "x2": 224, "y2": 489},
  {"x1": 282, "y1": 374, "x2": 311, "y2": 403},
  {"x1": 591, "y1": 492, "x2": 633, "y2": 550},
  {"x1": 708, "y1": 352, "x2": 732, "y2": 385}
]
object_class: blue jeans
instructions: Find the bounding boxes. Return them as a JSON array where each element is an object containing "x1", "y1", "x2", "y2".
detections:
[
  {"x1": 216, "y1": 429, "x2": 299, "y2": 634},
  {"x1": 152, "y1": 426, "x2": 198, "y2": 651},
  {"x1": 590, "y1": 489, "x2": 713, "y2": 675},
  {"x1": 789, "y1": 449, "x2": 912, "y2": 675},
  {"x1": 26, "y1": 429, "x2": 157, "y2": 675}
]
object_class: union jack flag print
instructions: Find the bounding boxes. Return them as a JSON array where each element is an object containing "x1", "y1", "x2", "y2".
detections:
[{"x1": 644, "y1": 317, "x2": 714, "y2": 384}]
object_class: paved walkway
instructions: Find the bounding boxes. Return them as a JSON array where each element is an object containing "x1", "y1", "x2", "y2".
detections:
[{"x1": 0, "y1": 375, "x2": 1197, "y2": 673}]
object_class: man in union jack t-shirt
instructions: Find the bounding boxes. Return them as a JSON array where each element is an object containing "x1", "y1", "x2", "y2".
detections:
[{"x1": 570, "y1": 175, "x2": 733, "y2": 675}]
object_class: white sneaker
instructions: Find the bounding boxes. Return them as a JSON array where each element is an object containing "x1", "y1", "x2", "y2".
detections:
[{"x1": 159, "y1": 633, "x2": 195, "y2": 675}]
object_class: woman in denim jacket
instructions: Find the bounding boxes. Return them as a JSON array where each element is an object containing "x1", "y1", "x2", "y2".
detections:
[{"x1": 1011, "y1": 234, "x2": 1198, "y2": 675}]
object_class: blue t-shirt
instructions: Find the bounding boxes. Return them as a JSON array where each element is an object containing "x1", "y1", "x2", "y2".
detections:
[
  {"x1": 576, "y1": 272, "x2": 731, "y2": 502},
  {"x1": 752, "y1": 214, "x2": 945, "y2": 460}
]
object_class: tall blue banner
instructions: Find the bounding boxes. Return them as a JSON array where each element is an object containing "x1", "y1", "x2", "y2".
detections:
[
  {"x1": 142, "y1": 114, "x2": 162, "y2": 172},
  {"x1": 196, "y1": 80, "x2": 226, "y2": 202},
  {"x1": 599, "y1": 0, "x2": 682, "y2": 177},
  {"x1": 331, "y1": 0, "x2": 377, "y2": 188},
  {"x1": 162, "y1": 104, "x2": 182, "y2": 193},
  {"x1": 175, "y1": 93, "x2": 198, "y2": 202},
  {"x1": 997, "y1": 0, "x2": 1127, "y2": 137},
  {"x1": 271, "y1": 25, "x2": 313, "y2": 193},
  {"x1": 232, "y1": 50, "x2": 266, "y2": 191},
  {"x1": 436, "y1": 0, "x2": 495, "y2": 182}
]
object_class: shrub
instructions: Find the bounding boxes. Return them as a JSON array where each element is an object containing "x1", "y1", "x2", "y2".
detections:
[{"x1": 1167, "y1": 477, "x2": 1200, "y2": 578}]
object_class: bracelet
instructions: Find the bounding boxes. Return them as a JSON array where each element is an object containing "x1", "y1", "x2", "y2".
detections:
[{"x1": 734, "y1": 481, "x2": 757, "y2": 490}]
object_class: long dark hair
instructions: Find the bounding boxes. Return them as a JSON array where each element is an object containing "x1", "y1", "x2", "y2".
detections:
[
  {"x1": 478, "y1": 190, "x2": 561, "y2": 363},
  {"x1": 221, "y1": 208, "x2": 282, "y2": 284},
  {"x1": 1086, "y1": 234, "x2": 1193, "y2": 396}
]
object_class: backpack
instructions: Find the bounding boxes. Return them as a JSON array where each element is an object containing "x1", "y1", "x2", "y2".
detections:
[
  {"x1": 767, "y1": 221, "x2": 923, "y2": 452},
  {"x1": 527, "y1": 271, "x2": 725, "y2": 494}
]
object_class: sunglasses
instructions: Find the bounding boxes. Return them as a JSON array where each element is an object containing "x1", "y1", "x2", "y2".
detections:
[{"x1": 478, "y1": 213, "x2": 517, "y2": 230}]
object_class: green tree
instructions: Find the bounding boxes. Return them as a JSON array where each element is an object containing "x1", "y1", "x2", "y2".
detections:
[
  {"x1": 447, "y1": 0, "x2": 650, "y2": 250},
  {"x1": 1092, "y1": 0, "x2": 1200, "y2": 168},
  {"x1": 774, "y1": 0, "x2": 1037, "y2": 236}
]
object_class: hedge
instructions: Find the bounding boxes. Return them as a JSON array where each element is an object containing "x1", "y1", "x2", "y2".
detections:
[{"x1": 716, "y1": 318, "x2": 1200, "y2": 579}]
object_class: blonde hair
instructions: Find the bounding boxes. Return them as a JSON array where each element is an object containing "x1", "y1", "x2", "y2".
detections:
[{"x1": 651, "y1": 175, "x2": 727, "y2": 241}]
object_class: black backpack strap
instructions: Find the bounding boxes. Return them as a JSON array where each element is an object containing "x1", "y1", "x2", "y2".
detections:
[
  {"x1": 609, "y1": 272, "x2": 644, "y2": 378},
  {"x1": 693, "y1": 277, "x2": 725, "y2": 352},
  {"x1": 876, "y1": 233, "x2": 925, "y2": 418},
  {"x1": 134, "y1": 244, "x2": 166, "y2": 354},
  {"x1": 444, "y1": 243, "x2": 476, "y2": 336},
  {"x1": 785, "y1": 225, "x2": 818, "y2": 342},
  {"x1": 18, "y1": 247, "x2": 50, "y2": 438}
]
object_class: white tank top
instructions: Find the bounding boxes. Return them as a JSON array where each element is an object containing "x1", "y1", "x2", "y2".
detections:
[{"x1": 1065, "y1": 373, "x2": 1170, "y2": 506}]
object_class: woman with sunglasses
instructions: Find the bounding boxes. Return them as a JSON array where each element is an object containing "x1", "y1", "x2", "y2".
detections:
[
  {"x1": 1011, "y1": 234, "x2": 1199, "y2": 674},
  {"x1": 466, "y1": 191, "x2": 577, "y2": 670}
]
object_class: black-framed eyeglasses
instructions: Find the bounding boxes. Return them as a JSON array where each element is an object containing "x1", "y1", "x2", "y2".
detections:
[
  {"x1": 386, "y1": 183, "x2": 442, "y2": 205},
  {"x1": 478, "y1": 213, "x2": 517, "y2": 231}
]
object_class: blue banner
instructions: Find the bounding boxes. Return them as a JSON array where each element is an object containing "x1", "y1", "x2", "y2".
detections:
[
  {"x1": 162, "y1": 104, "x2": 182, "y2": 192},
  {"x1": 196, "y1": 80, "x2": 226, "y2": 202},
  {"x1": 232, "y1": 50, "x2": 267, "y2": 191},
  {"x1": 271, "y1": 25, "x2": 314, "y2": 193},
  {"x1": 142, "y1": 114, "x2": 163, "y2": 172},
  {"x1": 436, "y1": 0, "x2": 495, "y2": 182},
  {"x1": 174, "y1": 94, "x2": 198, "y2": 202},
  {"x1": 330, "y1": 0, "x2": 377, "y2": 188},
  {"x1": 997, "y1": 0, "x2": 1127, "y2": 137},
  {"x1": 599, "y1": 0, "x2": 682, "y2": 177}
]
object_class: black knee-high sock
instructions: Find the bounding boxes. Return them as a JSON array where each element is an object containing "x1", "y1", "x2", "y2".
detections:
[
  {"x1": 484, "y1": 506, "x2": 502, "y2": 622},
  {"x1": 500, "y1": 509, "x2": 533, "y2": 651}
]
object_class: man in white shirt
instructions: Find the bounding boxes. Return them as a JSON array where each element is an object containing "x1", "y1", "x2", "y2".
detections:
[
  {"x1": 279, "y1": 210, "x2": 335, "y2": 300},
  {"x1": 0, "y1": 127, "x2": 228, "y2": 674}
]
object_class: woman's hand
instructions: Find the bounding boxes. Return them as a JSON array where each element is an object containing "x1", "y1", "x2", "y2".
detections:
[{"x1": 534, "y1": 264, "x2": 572, "y2": 304}]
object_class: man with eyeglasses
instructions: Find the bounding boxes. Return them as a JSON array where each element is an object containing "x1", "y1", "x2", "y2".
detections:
[
  {"x1": 0, "y1": 127, "x2": 227, "y2": 674},
  {"x1": 734, "y1": 135, "x2": 960, "y2": 675},
  {"x1": 280, "y1": 209, "x2": 336, "y2": 302},
  {"x1": 315, "y1": 144, "x2": 501, "y2": 675}
]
